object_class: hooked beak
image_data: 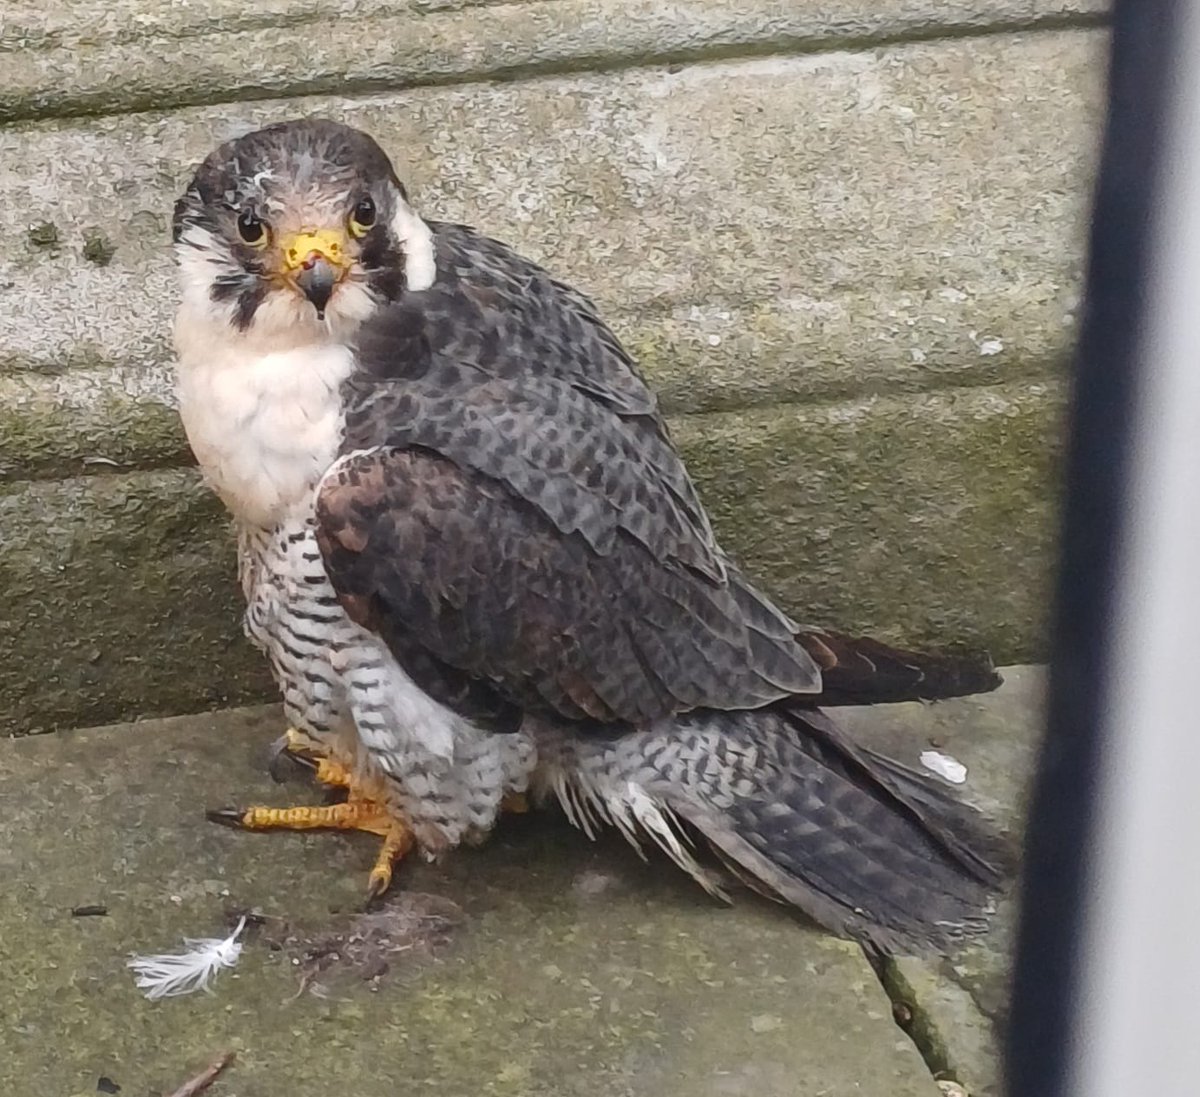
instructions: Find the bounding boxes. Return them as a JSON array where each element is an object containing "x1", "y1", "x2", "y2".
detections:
[
  {"x1": 280, "y1": 229, "x2": 349, "y2": 319},
  {"x1": 295, "y1": 257, "x2": 338, "y2": 318}
]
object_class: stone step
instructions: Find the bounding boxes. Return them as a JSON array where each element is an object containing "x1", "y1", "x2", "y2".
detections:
[
  {"x1": 2, "y1": 0, "x2": 1107, "y2": 123},
  {"x1": 0, "y1": 668, "x2": 1044, "y2": 1097},
  {"x1": 2, "y1": 30, "x2": 1101, "y2": 485},
  {"x1": 842, "y1": 664, "x2": 1043, "y2": 1097},
  {"x1": 1, "y1": 382, "x2": 1057, "y2": 734}
]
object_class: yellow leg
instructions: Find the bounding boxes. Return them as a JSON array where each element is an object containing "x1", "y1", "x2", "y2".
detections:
[
  {"x1": 284, "y1": 728, "x2": 530, "y2": 816},
  {"x1": 227, "y1": 729, "x2": 531, "y2": 897},
  {"x1": 501, "y1": 792, "x2": 530, "y2": 814},
  {"x1": 368, "y1": 821, "x2": 416, "y2": 897},
  {"x1": 211, "y1": 731, "x2": 414, "y2": 897},
  {"x1": 282, "y1": 727, "x2": 355, "y2": 789},
  {"x1": 313, "y1": 756, "x2": 354, "y2": 789}
]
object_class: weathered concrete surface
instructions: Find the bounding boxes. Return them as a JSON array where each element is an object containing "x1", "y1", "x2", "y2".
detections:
[
  {"x1": 0, "y1": 470, "x2": 274, "y2": 736},
  {"x1": 1, "y1": 383, "x2": 1058, "y2": 735},
  {"x1": 0, "y1": 705, "x2": 940, "y2": 1097},
  {"x1": 841, "y1": 664, "x2": 1044, "y2": 1096},
  {"x1": 678, "y1": 382, "x2": 1062, "y2": 662},
  {"x1": 2, "y1": 31, "x2": 1101, "y2": 478},
  {"x1": 0, "y1": 370, "x2": 190, "y2": 480},
  {"x1": 1, "y1": 0, "x2": 1107, "y2": 124},
  {"x1": 1, "y1": 16, "x2": 1087, "y2": 730}
]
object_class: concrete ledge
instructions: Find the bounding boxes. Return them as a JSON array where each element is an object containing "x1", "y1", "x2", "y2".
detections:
[
  {"x1": 0, "y1": 469, "x2": 273, "y2": 736},
  {"x1": 677, "y1": 382, "x2": 1061, "y2": 663},
  {"x1": 841, "y1": 665, "x2": 1043, "y2": 1096},
  {"x1": 0, "y1": 368, "x2": 189, "y2": 481},
  {"x1": 1, "y1": 383, "x2": 1058, "y2": 734},
  {"x1": 1, "y1": 704, "x2": 940, "y2": 1096},
  {"x1": 2, "y1": 33, "x2": 1101, "y2": 480},
  {"x1": 2, "y1": 673, "x2": 1043, "y2": 1092},
  {"x1": 2, "y1": 0, "x2": 1107, "y2": 124}
]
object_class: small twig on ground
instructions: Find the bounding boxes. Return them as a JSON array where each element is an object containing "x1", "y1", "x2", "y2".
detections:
[
  {"x1": 71, "y1": 904, "x2": 108, "y2": 917},
  {"x1": 166, "y1": 1052, "x2": 235, "y2": 1097}
]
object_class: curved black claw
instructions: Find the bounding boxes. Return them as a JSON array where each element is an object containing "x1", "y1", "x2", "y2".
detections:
[
  {"x1": 206, "y1": 807, "x2": 249, "y2": 829},
  {"x1": 266, "y1": 735, "x2": 318, "y2": 784}
]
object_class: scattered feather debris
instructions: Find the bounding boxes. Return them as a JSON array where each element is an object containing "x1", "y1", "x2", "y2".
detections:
[
  {"x1": 128, "y1": 917, "x2": 246, "y2": 1000},
  {"x1": 262, "y1": 893, "x2": 464, "y2": 998},
  {"x1": 920, "y1": 750, "x2": 968, "y2": 785}
]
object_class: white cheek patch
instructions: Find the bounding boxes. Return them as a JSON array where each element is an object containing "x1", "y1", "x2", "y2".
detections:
[
  {"x1": 175, "y1": 226, "x2": 243, "y2": 322},
  {"x1": 391, "y1": 198, "x2": 437, "y2": 291}
]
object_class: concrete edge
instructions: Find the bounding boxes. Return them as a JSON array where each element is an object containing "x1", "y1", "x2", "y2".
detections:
[
  {"x1": 0, "y1": 367, "x2": 188, "y2": 482},
  {"x1": 0, "y1": 0, "x2": 518, "y2": 52},
  {"x1": 1, "y1": 0, "x2": 1109, "y2": 124},
  {"x1": 0, "y1": 361, "x2": 1066, "y2": 484}
]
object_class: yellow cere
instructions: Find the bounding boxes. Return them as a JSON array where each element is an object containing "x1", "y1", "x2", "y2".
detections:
[{"x1": 281, "y1": 228, "x2": 348, "y2": 271}]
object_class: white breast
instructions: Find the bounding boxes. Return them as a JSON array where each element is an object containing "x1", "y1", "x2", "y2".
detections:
[{"x1": 175, "y1": 314, "x2": 355, "y2": 528}]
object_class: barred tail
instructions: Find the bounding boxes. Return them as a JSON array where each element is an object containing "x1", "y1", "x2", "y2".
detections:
[{"x1": 539, "y1": 701, "x2": 1009, "y2": 954}]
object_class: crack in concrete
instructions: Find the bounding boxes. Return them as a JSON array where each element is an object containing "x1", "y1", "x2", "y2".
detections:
[{"x1": 869, "y1": 949, "x2": 964, "y2": 1091}]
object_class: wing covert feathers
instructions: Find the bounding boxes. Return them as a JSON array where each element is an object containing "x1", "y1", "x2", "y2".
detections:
[{"x1": 316, "y1": 447, "x2": 820, "y2": 727}]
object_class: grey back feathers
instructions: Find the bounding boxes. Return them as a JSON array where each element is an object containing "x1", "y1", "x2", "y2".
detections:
[{"x1": 318, "y1": 222, "x2": 822, "y2": 726}]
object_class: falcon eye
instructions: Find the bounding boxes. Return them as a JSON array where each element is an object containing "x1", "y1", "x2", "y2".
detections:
[
  {"x1": 348, "y1": 196, "x2": 377, "y2": 238},
  {"x1": 236, "y1": 211, "x2": 268, "y2": 247}
]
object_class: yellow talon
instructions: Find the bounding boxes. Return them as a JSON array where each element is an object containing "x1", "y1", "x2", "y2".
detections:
[
  {"x1": 501, "y1": 792, "x2": 530, "y2": 814},
  {"x1": 313, "y1": 756, "x2": 354, "y2": 789},
  {"x1": 212, "y1": 734, "x2": 417, "y2": 898},
  {"x1": 368, "y1": 821, "x2": 416, "y2": 897}
]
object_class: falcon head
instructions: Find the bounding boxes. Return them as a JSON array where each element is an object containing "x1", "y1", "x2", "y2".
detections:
[{"x1": 172, "y1": 118, "x2": 435, "y2": 340}]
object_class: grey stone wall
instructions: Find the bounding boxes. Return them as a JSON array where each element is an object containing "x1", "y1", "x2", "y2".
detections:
[{"x1": 0, "y1": 1, "x2": 1107, "y2": 733}]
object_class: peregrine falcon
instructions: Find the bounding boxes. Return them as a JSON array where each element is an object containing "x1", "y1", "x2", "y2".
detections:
[{"x1": 173, "y1": 118, "x2": 1005, "y2": 952}]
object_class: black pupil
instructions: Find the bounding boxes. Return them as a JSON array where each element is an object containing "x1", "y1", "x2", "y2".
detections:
[
  {"x1": 237, "y1": 212, "x2": 263, "y2": 242},
  {"x1": 354, "y1": 197, "x2": 376, "y2": 226}
]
